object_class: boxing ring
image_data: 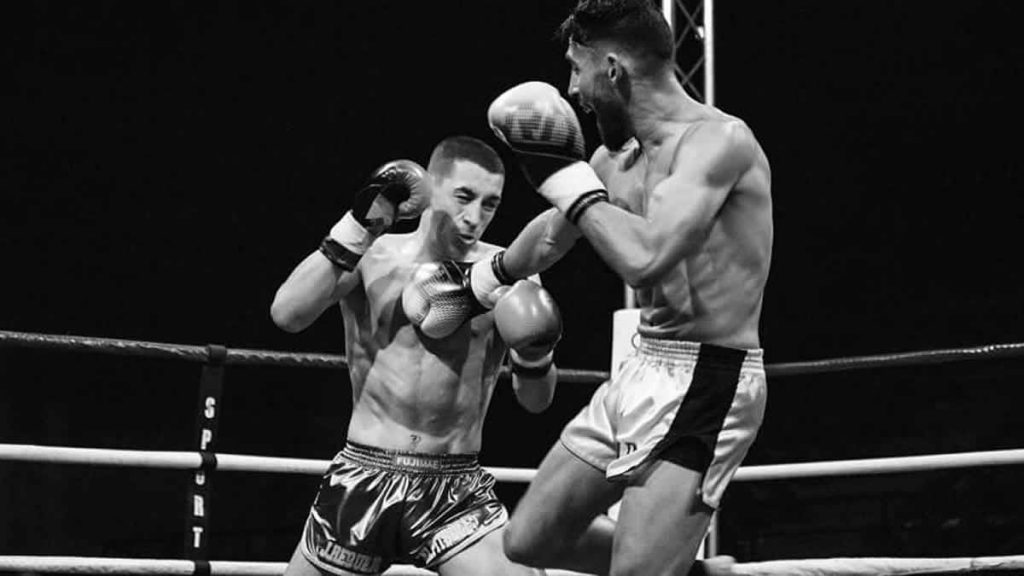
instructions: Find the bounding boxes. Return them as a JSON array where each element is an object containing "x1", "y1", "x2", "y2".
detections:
[{"x1": 2, "y1": 329, "x2": 1024, "y2": 576}]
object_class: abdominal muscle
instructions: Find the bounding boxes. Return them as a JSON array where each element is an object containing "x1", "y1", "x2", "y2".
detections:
[
  {"x1": 635, "y1": 217, "x2": 768, "y2": 350},
  {"x1": 344, "y1": 321, "x2": 497, "y2": 455}
]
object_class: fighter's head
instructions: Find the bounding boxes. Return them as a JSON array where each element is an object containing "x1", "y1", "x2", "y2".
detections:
[
  {"x1": 557, "y1": 0, "x2": 675, "y2": 150},
  {"x1": 425, "y1": 135, "x2": 505, "y2": 253}
]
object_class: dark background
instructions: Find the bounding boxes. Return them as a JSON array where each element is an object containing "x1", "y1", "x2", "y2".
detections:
[{"x1": 3, "y1": 0, "x2": 1024, "y2": 566}]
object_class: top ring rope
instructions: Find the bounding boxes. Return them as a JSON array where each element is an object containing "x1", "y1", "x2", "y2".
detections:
[
  {"x1": 3, "y1": 330, "x2": 1024, "y2": 380},
  {"x1": 768, "y1": 342, "x2": 1024, "y2": 377},
  {"x1": 0, "y1": 330, "x2": 347, "y2": 369}
]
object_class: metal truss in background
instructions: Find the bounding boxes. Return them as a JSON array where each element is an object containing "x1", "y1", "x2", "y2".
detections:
[{"x1": 662, "y1": 0, "x2": 714, "y2": 105}]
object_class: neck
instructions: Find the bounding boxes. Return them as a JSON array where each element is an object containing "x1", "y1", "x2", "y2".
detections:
[{"x1": 627, "y1": 72, "x2": 700, "y2": 152}]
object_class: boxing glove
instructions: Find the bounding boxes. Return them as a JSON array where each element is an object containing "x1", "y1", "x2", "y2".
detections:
[
  {"x1": 402, "y1": 261, "x2": 485, "y2": 339},
  {"x1": 487, "y1": 81, "x2": 608, "y2": 224},
  {"x1": 320, "y1": 160, "x2": 430, "y2": 271},
  {"x1": 494, "y1": 280, "x2": 562, "y2": 377}
]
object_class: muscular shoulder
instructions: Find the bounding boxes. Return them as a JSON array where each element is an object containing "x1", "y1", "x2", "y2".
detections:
[{"x1": 676, "y1": 116, "x2": 758, "y2": 185}]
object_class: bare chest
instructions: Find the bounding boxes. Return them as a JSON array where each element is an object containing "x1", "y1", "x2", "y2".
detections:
[{"x1": 602, "y1": 145, "x2": 672, "y2": 216}]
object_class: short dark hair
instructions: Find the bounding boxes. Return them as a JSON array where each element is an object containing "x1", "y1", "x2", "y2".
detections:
[
  {"x1": 428, "y1": 135, "x2": 505, "y2": 178},
  {"x1": 557, "y1": 0, "x2": 675, "y2": 67}
]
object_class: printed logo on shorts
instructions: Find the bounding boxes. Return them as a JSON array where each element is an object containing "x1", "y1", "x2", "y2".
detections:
[
  {"x1": 394, "y1": 454, "x2": 445, "y2": 470},
  {"x1": 427, "y1": 513, "x2": 482, "y2": 557},
  {"x1": 317, "y1": 541, "x2": 382, "y2": 574}
]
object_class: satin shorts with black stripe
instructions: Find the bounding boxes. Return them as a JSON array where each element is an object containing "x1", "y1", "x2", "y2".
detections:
[{"x1": 560, "y1": 336, "x2": 766, "y2": 508}]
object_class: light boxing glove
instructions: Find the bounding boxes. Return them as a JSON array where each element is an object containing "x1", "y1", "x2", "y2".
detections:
[
  {"x1": 401, "y1": 261, "x2": 485, "y2": 339},
  {"x1": 493, "y1": 280, "x2": 562, "y2": 377},
  {"x1": 319, "y1": 160, "x2": 430, "y2": 271},
  {"x1": 487, "y1": 81, "x2": 608, "y2": 225},
  {"x1": 403, "y1": 248, "x2": 522, "y2": 338}
]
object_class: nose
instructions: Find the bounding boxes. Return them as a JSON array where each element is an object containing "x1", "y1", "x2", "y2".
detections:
[{"x1": 461, "y1": 202, "x2": 481, "y2": 228}]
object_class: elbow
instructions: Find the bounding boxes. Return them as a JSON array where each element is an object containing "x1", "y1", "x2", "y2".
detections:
[
  {"x1": 623, "y1": 259, "x2": 662, "y2": 289},
  {"x1": 623, "y1": 231, "x2": 703, "y2": 288},
  {"x1": 618, "y1": 243, "x2": 663, "y2": 288},
  {"x1": 537, "y1": 242, "x2": 573, "y2": 272},
  {"x1": 622, "y1": 267, "x2": 650, "y2": 289},
  {"x1": 270, "y1": 299, "x2": 306, "y2": 333}
]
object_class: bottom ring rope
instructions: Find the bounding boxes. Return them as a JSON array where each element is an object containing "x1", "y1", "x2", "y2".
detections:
[
  {"x1": 732, "y1": 555, "x2": 1024, "y2": 576},
  {"x1": 2, "y1": 555, "x2": 1023, "y2": 575},
  {"x1": 0, "y1": 557, "x2": 591, "y2": 576}
]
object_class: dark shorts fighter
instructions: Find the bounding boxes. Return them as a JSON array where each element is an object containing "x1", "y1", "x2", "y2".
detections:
[{"x1": 299, "y1": 442, "x2": 507, "y2": 575}]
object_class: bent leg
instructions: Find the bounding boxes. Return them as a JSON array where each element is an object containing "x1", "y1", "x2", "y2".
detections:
[
  {"x1": 438, "y1": 527, "x2": 545, "y2": 576},
  {"x1": 610, "y1": 459, "x2": 712, "y2": 576},
  {"x1": 504, "y1": 441, "x2": 622, "y2": 574}
]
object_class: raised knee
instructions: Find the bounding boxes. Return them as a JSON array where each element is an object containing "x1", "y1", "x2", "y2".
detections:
[{"x1": 502, "y1": 519, "x2": 552, "y2": 567}]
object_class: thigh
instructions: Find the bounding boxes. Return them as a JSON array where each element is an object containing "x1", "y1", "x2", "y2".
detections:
[
  {"x1": 284, "y1": 544, "x2": 376, "y2": 576},
  {"x1": 510, "y1": 440, "x2": 623, "y2": 551},
  {"x1": 611, "y1": 459, "x2": 712, "y2": 576},
  {"x1": 438, "y1": 527, "x2": 544, "y2": 576}
]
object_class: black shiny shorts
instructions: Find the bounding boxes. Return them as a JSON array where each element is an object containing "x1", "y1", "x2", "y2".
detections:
[{"x1": 299, "y1": 442, "x2": 507, "y2": 574}]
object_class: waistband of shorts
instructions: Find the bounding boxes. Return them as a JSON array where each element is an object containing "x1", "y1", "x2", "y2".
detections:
[
  {"x1": 635, "y1": 334, "x2": 764, "y2": 371},
  {"x1": 341, "y1": 441, "x2": 480, "y2": 474}
]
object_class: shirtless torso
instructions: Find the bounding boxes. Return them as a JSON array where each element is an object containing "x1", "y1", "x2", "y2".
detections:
[
  {"x1": 592, "y1": 105, "x2": 773, "y2": 349},
  {"x1": 340, "y1": 233, "x2": 506, "y2": 454}
]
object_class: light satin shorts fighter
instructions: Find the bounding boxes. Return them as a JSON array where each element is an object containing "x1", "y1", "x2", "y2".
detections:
[
  {"x1": 300, "y1": 442, "x2": 507, "y2": 575},
  {"x1": 560, "y1": 335, "x2": 767, "y2": 508}
]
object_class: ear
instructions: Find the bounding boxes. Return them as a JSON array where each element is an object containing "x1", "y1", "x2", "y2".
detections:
[{"x1": 605, "y1": 52, "x2": 621, "y2": 82}]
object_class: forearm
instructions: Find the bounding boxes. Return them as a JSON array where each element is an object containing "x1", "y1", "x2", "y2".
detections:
[
  {"x1": 502, "y1": 208, "x2": 581, "y2": 279},
  {"x1": 512, "y1": 365, "x2": 557, "y2": 413},
  {"x1": 270, "y1": 251, "x2": 346, "y2": 333},
  {"x1": 576, "y1": 202, "x2": 700, "y2": 288}
]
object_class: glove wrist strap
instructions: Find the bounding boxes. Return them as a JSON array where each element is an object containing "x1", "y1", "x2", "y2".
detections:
[
  {"x1": 510, "y1": 349, "x2": 554, "y2": 378},
  {"x1": 566, "y1": 190, "x2": 609, "y2": 225},
  {"x1": 470, "y1": 251, "x2": 514, "y2": 310},
  {"x1": 321, "y1": 211, "x2": 374, "y2": 271},
  {"x1": 539, "y1": 161, "x2": 607, "y2": 213}
]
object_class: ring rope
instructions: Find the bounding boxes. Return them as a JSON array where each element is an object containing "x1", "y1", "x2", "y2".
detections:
[
  {"x1": 731, "y1": 555, "x2": 1024, "y2": 576},
  {"x1": 3, "y1": 444, "x2": 1022, "y2": 483},
  {"x1": 0, "y1": 557, "x2": 592, "y2": 575},
  {"x1": 4, "y1": 331, "x2": 1024, "y2": 573},
  {"x1": 4, "y1": 330, "x2": 1024, "y2": 380},
  {"x1": 767, "y1": 342, "x2": 1024, "y2": 377},
  {"x1": 0, "y1": 330, "x2": 346, "y2": 369},
  {"x1": 2, "y1": 555, "x2": 1022, "y2": 576},
  {"x1": 0, "y1": 330, "x2": 600, "y2": 380}
]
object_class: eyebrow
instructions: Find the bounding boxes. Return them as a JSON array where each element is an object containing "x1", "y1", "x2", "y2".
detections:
[{"x1": 454, "y1": 185, "x2": 501, "y2": 200}]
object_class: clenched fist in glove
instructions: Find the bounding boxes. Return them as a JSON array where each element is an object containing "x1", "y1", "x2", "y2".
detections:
[
  {"x1": 320, "y1": 160, "x2": 430, "y2": 271},
  {"x1": 493, "y1": 280, "x2": 562, "y2": 378},
  {"x1": 487, "y1": 81, "x2": 609, "y2": 225}
]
